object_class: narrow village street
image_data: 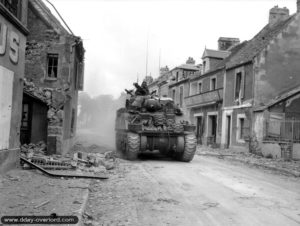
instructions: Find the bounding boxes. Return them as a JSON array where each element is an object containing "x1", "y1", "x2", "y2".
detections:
[
  {"x1": 2, "y1": 1, "x2": 300, "y2": 226},
  {"x1": 1, "y1": 130, "x2": 300, "y2": 226},
  {"x1": 81, "y1": 133, "x2": 300, "y2": 226}
]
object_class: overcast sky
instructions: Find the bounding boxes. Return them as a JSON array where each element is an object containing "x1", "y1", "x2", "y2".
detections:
[{"x1": 45, "y1": 0, "x2": 297, "y2": 98}]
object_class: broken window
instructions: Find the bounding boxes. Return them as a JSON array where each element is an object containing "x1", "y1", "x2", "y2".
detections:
[
  {"x1": 210, "y1": 77, "x2": 216, "y2": 90},
  {"x1": 47, "y1": 54, "x2": 58, "y2": 78},
  {"x1": 235, "y1": 72, "x2": 244, "y2": 102}
]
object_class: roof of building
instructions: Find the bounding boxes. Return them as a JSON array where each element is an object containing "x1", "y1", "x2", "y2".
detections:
[
  {"x1": 190, "y1": 41, "x2": 248, "y2": 82},
  {"x1": 226, "y1": 15, "x2": 295, "y2": 69},
  {"x1": 29, "y1": 0, "x2": 69, "y2": 35},
  {"x1": 254, "y1": 85, "x2": 300, "y2": 112},
  {"x1": 172, "y1": 64, "x2": 200, "y2": 71},
  {"x1": 202, "y1": 49, "x2": 230, "y2": 59}
]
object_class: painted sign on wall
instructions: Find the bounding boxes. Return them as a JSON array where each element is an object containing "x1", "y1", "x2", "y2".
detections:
[{"x1": 0, "y1": 21, "x2": 20, "y2": 64}]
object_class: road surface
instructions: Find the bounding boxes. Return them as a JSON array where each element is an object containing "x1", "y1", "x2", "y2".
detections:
[{"x1": 84, "y1": 154, "x2": 300, "y2": 226}]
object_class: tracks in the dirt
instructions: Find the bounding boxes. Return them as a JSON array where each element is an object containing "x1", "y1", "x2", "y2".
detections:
[{"x1": 83, "y1": 155, "x2": 300, "y2": 226}]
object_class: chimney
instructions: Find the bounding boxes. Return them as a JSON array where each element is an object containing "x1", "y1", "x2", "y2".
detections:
[
  {"x1": 186, "y1": 57, "x2": 195, "y2": 65},
  {"x1": 269, "y1": 6, "x2": 289, "y2": 26},
  {"x1": 159, "y1": 66, "x2": 169, "y2": 76},
  {"x1": 297, "y1": 0, "x2": 300, "y2": 12},
  {"x1": 218, "y1": 37, "x2": 240, "y2": 51}
]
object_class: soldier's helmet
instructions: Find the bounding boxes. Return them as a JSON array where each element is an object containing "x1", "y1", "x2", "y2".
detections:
[{"x1": 141, "y1": 81, "x2": 147, "y2": 87}]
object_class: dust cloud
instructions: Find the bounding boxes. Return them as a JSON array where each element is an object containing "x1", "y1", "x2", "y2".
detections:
[{"x1": 77, "y1": 91, "x2": 126, "y2": 149}]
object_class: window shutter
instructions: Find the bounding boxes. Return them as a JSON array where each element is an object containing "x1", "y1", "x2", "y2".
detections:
[
  {"x1": 78, "y1": 63, "x2": 84, "y2": 91},
  {"x1": 241, "y1": 72, "x2": 245, "y2": 99}
]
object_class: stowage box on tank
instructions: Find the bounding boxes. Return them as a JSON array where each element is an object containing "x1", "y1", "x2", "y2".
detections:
[{"x1": 115, "y1": 82, "x2": 197, "y2": 162}]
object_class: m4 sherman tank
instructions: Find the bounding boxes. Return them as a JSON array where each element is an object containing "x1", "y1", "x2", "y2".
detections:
[{"x1": 115, "y1": 82, "x2": 197, "y2": 162}]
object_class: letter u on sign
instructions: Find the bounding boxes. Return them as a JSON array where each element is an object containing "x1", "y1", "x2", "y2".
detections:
[{"x1": 0, "y1": 22, "x2": 7, "y2": 55}]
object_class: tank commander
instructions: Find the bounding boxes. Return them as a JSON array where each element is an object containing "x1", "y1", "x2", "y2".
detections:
[
  {"x1": 133, "y1": 81, "x2": 149, "y2": 96},
  {"x1": 141, "y1": 81, "x2": 149, "y2": 95}
]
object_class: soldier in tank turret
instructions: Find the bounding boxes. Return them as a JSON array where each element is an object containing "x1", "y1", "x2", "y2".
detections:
[
  {"x1": 133, "y1": 81, "x2": 149, "y2": 96},
  {"x1": 141, "y1": 81, "x2": 149, "y2": 95}
]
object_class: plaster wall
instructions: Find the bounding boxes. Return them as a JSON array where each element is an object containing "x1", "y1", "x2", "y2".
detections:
[
  {"x1": 0, "y1": 10, "x2": 27, "y2": 173},
  {"x1": 190, "y1": 104, "x2": 222, "y2": 146},
  {"x1": 254, "y1": 13, "x2": 300, "y2": 106}
]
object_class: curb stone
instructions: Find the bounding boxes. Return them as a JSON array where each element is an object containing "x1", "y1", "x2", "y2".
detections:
[
  {"x1": 200, "y1": 153, "x2": 300, "y2": 177},
  {"x1": 226, "y1": 156, "x2": 300, "y2": 177}
]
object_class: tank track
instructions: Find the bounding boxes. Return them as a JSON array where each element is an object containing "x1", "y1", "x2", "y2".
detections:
[
  {"x1": 180, "y1": 133, "x2": 197, "y2": 162},
  {"x1": 126, "y1": 132, "x2": 140, "y2": 160}
]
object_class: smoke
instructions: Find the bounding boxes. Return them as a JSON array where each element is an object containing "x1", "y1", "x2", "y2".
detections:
[{"x1": 77, "y1": 91, "x2": 126, "y2": 149}]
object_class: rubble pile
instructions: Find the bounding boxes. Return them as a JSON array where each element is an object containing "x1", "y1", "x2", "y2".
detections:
[
  {"x1": 75, "y1": 151, "x2": 116, "y2": 174},
  {"x1": 21, "y1": 141, "x2": 47, "y2": 158},
  {"x1": 23, "y1": 78, "x2": 70, "y2": 105},
  {"x1": 21, "y1": 142, "x2": 74, "y2": 170},
  {"x1": 23, "y1": 78, "x2": 52, "y2": 105},
  {"x1": 21, "y1": 141, "x2": 116, "y2": 174}
]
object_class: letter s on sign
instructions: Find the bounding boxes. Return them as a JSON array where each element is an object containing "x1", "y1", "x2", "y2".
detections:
[{"x1": 9, "y1": 31, "x2": 19, "y2": 64}]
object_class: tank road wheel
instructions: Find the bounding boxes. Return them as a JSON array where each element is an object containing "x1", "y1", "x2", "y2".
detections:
[
  {"x1": 126, "y1": 132, "x2": 140, "y2": 160},
  {"x1": 180, "y1": 133, "x2": 197, "y2": 162}
]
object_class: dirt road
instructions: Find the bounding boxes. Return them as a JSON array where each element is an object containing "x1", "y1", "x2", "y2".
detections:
[{"x1": 84, "y1": 155, "x2": 300, "y2": 226}]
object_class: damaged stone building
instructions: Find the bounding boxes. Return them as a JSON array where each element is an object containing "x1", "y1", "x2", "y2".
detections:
[
  {"x1": 21, "y1": 0, "x2": 84, "y2": 155},
  {"x1": 0, "y1": 0, "x2": 28, "y2": 173},
  {"x1": 221, "y1": 2, "x2": 300, "y2": 159}
]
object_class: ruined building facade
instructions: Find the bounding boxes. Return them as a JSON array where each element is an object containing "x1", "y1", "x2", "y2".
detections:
[
  {"x1": 0, "y1": 1, "x2": 28, "y2": 173},
  {"x1": 22, "y1": 0, "x2": 84, "y2": 155}
]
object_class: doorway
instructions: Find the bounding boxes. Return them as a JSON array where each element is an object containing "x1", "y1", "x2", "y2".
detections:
[
  {"x1": 208, "y1": 114, "x2": 217, "y2": 144},
  {"x1": 20, "y1": 94, "x2": 48, "y2": 145},
  {"x1": 20, "y1": 102, "x2": 32, "y2": 145},
  {"x1": 226, "y1": 115, "x2": 231, "y2": 148},
  {"x1": 196, "y1": 116, "x2": 203, "y2": 144}
]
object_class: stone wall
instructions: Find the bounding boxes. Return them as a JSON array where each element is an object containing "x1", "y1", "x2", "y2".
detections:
[{"x1": 24, "y1": 4, "x2": 83, "y2": 155}]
